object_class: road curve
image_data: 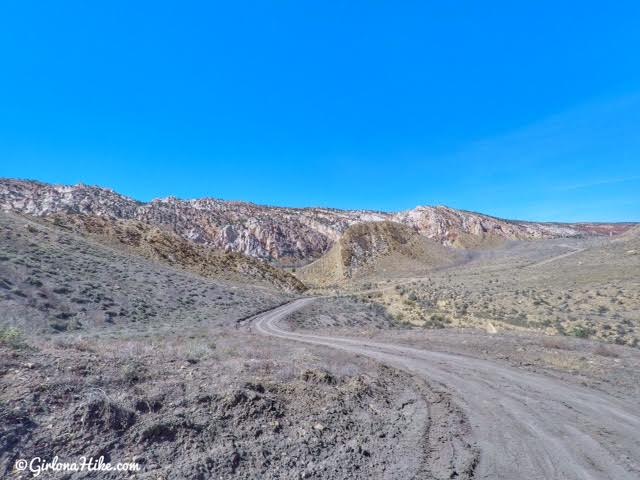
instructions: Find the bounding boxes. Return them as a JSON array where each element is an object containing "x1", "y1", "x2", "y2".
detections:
[{"x1": 254, "y1": 299, "x2": 640, "y2": 480}]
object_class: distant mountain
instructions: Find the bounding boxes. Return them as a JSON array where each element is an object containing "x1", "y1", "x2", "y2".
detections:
[
  {"x1": 297, "y1": 221, "x2": 460, "y2": 286},
  {"x1": 0, "y1": 179, "x2": 635, "y2": 265}
]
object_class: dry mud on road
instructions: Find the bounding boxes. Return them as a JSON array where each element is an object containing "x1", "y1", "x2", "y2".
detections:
[{"x1": 254, "y1": 299, "x2": 640, "y2": 480}]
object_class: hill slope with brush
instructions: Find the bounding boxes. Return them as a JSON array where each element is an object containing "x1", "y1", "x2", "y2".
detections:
[{"x1": 297, "y1": 221, "x2": 460, "y2": 286}]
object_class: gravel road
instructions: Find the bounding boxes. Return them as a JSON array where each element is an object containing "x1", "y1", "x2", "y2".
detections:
[{"x1": 254, "y1": 299, "x2": 640, "y2": 480}]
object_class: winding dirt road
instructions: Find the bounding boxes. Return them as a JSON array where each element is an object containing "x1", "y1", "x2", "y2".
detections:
[{"x1": 254, "y1": 299, "x2": 640, "y2": 480}]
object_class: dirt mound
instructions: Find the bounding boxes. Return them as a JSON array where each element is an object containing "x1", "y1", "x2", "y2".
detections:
[
  {"x1": 0, "y1": 330, "x2": 445, "y2": 479},
  {"x1": 44, "y1": 213, "x2": 306, "y2": 293},
  {"x1": 297, "y1": 221, "x2": 459, "y2": 286}
]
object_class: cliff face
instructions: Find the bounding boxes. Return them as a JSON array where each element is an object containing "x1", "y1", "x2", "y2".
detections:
[{"x1": 1, "y1": 179, "x2": 634, "y2": 264}]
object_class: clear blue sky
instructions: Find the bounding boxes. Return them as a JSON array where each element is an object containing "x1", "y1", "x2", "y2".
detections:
[{"x1": 1, "y1": 1, "x2": 639, "y2": 222}]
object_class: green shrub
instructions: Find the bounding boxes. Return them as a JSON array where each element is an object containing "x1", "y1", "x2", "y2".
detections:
[
  {"x1": 0, "y1": 326, "x2": 26, "y2": 349},
  {"x1": 570, "y1": 325, "x2": 595, "y2": 339},
  {"x1": 423, "y1": 313, "x2": 451, "y2": 329}
]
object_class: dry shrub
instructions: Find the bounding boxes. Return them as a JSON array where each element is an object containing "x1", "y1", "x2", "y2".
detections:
[
  {"x1": 542, "y1": 336, "x2": 572, "y2": 350},
  {"x1": 77, "y1": 390, "x2": 135, "y2": 432},
  {"x1": 49, "y1": 335, "x2": 94, "y2": 352},
  {"x1": 542, "y1": 353, "x2": 582, "y2": 372},
  {"x1": 593, "y1": 343, "x2": 619, "y2": 358}
]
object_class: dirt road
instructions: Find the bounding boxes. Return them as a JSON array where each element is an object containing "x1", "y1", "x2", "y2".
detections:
[
  {"x1": 525, "y1": 246, "x2": 587, "y2": 268},
  {"x1": 254, "y1": 299, "x2": 640, "y2": 480}
]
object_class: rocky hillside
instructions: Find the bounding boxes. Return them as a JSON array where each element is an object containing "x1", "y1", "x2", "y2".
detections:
[
  {"x1": 396, "y1": 207, "x2": 570, "y2": 249},
  {"x1": 0, "y1": 179, "x2": 634, "y2": 265},
  {"x1": 41, "y1": 213, "x2": 306, "y2": 292},
  {"x1": 0, "y1": 179, "x2": 385, "y2": 265},
  {"x1": 297, "y1": 221, "x2": 460, "y2": 286}
]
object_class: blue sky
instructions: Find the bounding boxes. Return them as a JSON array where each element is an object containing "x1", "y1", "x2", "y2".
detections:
[{"x1": 0, "y1": 1, "x2": 639, "y2": 221}]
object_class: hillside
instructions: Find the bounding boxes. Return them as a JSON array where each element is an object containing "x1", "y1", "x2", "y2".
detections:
[
  {"x1": 0, "y1": 210, "x2": 288, "y2": 333},
  {"x1": 1, "y1": 179, "x2": 635, "y2": 265},
  {"x1": 42, "y1": 213, "x2": 306, "y2": 292},
  {"x1": 297, "y1": 221, "x2": 460, "y2": 286},
  {"x1": 617, "y1": 224, "x2": 640, "y2": 245}
]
